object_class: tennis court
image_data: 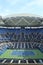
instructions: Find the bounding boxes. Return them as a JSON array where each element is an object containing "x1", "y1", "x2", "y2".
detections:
[{"x1": 0, "y1": 49, "x2": 43, "y2": 59}]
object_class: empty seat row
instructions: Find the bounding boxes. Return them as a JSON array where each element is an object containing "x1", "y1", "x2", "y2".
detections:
[
  {"x1": 0, "y1": 30, "x2": 43, "y2": 43},
  {"x1": 0, "y1": 59, "x2": 43, "y2": 64},
  {"x1": 0, "y1": 42, "x2": 43, "y2": 50},
  {"x1": 6, "y1": 42, "x2": 43, "y2": 49},
  {"x1": 7, "y1": 42, "x2": 32, "y2": 49}
]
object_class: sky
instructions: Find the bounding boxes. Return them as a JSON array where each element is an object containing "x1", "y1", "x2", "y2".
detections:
[{"x1": 0, "y1": 0, "x2": 43, "y2": 16}]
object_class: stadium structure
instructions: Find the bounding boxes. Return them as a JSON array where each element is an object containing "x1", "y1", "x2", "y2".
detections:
[{"x1": 0, "y1": 14, "x2": 43, "y2": 65}]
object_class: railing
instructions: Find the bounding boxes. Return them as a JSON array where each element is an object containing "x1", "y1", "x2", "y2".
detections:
[{"x1": 0, "y1": 63, "x2": 43, "y2": 65}]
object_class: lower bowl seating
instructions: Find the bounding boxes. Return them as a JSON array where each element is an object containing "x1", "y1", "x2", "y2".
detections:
[{"x1": 0, "y1": 28, "x2": 43, "y2": 64}]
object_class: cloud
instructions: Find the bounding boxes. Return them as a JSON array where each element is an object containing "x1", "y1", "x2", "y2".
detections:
[
  {"x1": 0, "y1": 8, "x2": 11, "y2": 16},
  {"x1": 37, "y1": 0, "x2": 43, "y2": 5},
  {"x1": 19, "y1": 0, "x2": 43, "y2": 12},
  {"x1": 6, "y1": 0, "x2": 21, "y2": 6},
  {"x1": 4, "y1": 9, "x2": 11, "y2": 15},
  {"x1": 0, "y1": 6, "x2": 2, "y2": 10},
  {"x1": 0, "y1": 0, "x2": 43, "y2": 16},
  {"x1": 18, "y1": 1, "x2": 35, "y2": 12},
  {"x1": 5, "y1": 9, "x2": 10, "y2": 13}
]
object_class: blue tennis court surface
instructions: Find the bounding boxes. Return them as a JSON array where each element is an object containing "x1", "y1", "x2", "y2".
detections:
[{"x1": 11, "y1": 50, "x2": 35, "y2": 56}]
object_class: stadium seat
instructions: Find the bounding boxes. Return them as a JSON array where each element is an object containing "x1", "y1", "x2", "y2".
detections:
[
  {"x1": 35, "y1": 59, "x2": 40, "y2": 63},
  {"x1": 0, "y1": 59, "x2": 4, "y2": 63},
  {"x1": 13, "y1": 59, "x2": 18, "y2": 63},
  {"x1": 28, "y1": 59, "x2": 34, "y2": 63},
  {"x1": 20, "y1": 59, "x2": 26, "y2": 63},
  {"x1": 5, "y1": 59, "x2": 11, "y2": 63}
]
